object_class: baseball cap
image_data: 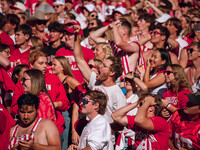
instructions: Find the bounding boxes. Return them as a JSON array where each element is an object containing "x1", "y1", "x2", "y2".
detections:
[
  {"x1": 54, "y1": 0, "x2": 65, "y2": 5},
  {"x1": 64, "y1": 21, "x2": 84, "y2": 37},
  {"x1": 10, "y1": 2, "x2": 26, "y2": 12},
  {"x1": 155, "y1": 14, "x2": 171, "y2": 23},
  {"x1": 194, "y1": 23, "x2": 200, "y2": 31},
  {"x1": 186, "y1": 92, "x2": 200, "y2": 106},
  {"x1": 112, "y1": 7, "x2": 127, "y2": 16}
]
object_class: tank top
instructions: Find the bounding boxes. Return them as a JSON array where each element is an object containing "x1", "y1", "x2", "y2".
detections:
[{"x1": 8, "y1": 118, "x2": 42, "y2": 150}]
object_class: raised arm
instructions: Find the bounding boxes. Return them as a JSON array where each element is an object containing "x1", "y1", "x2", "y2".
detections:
[
  {"x1": 144, "y1": 0, "x2": 164, "y2": 16},
  {"x1": 111, "y1": 102, "x2": 138, "y2": 126},
  {"x1": 111, "y1": 21, "x2": 139, "y2": 53},
  {"x1": 74, "y1": 26, "x2": 92, "y2": 82},
  {"x1": 90, "y1": 26, "x2": 108, "y2": 43},
  {"x1": 179, "y1": 48, "x2": 188, "y2": 68},
  {"x1": 134, "y1": 96, "x2": 155, "y2": 131}
]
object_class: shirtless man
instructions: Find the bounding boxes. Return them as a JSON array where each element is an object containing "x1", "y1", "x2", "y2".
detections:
[
  {"x1": 91, "y1": 18, "x2": 139, "y2": 74},
  {"x1": 9, "y1": 94, "x2": 61, "y2": 150}
]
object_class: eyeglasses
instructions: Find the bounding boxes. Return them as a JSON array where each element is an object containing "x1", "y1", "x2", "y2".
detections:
[
  {"x1": 37, "y1": 20, "x2": 46, "y2": 25},
  {"x1": 150, "y1": 31, "x2": 162, "y2": 36},
  {"x1": 187, "y1": 48, "x2": 194, "y2": 53},
  {"x1": 3, "y1": 50, "x2": 10, "y2": 55},
  {"x1": 164, "y1": 70, "x2": 174, "y2": 75},
  {"x1": 53, "y1": 5, "x2": 61, "y2": 9},
  {"x1": 89, "y1": 64, "x2": 99, "y2": 69},
  {"x1": 191, "y1": 21, "x2": 200, "y2": 24},
  {"x1": 124, "y1": 78, "x2": 133, "y2": 82},
  {"x1": 21, "y1": 77, "x2": 31, "y2": 83},
  {"x1": 82, "y1": 97, "x2": 94, "y2": 105},
  {"x1": 88, "y1": 22, "x2": 95, "y2": 26}
]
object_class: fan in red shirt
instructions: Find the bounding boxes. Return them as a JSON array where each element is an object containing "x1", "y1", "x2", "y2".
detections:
[
  {"x1": 168, "y1": 92, "x2": 200, "y2": 150},
  {"x1": 112, "y1": 93, "x2": 169, "y2": 150}
]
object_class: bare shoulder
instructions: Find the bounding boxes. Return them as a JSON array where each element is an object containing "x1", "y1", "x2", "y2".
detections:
[
  {"x1": 129, "y1": 42, "x2": 140, "y2": 51},
  {"x1": 184, "y1": 67, "x2": 190, "y2": 74}
]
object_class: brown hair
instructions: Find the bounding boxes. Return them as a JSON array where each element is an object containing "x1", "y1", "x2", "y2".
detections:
[
  {"x1": 29, "y1": 50, "x2": 47, "y2": 66},
  {"x1": 85, "y1": 90, "x2": 107, "y2": 115}
]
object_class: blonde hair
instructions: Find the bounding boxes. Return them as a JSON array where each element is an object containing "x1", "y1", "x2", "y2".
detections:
[
  {"x1": 30, "y1": 36, "x2": 44, "y2": 50},
  {"x1": 97, "y1": 43, "x2": 114, "y2": 60},
  {"x1": 168, "y1": 64, "x2": 192, "y2": 94},
  {"x1": 181, "y1": 15, "x2": 192, "y2": 37},
  {"x1": 53, "y1": 56, "x2": 74, "y2": 77}
]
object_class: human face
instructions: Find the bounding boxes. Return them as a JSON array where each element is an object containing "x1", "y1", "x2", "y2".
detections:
[
  {"x1": 19, "y1": 105, "x2": 37, "y2": 127},
  {"x1": 64, "y1": 15, "x2": 72, "y2": 24},
  {"x1": 137, "y1": 19, "x2": 149, "y2": 31},
  {"x1": 81, "y1": 95, "x2": 95, "y2": 115},
  {"x1": 96, "y1": 59, "x2": 112, "y2": 81},
  {"x1": 150, "y1": 50, "x2": 165, "y2": 69},
  {"x1": 150, "y1": 29, "x2": 163, "y2": 44},
  {"x1": 181, "y1": 6, "x2": 189, "y2": 15},
  {"x1": 187, "y1": 45, "x2": 200, "y2": 61},
  {"x1": 114, "y1": 12, "x2": 122, "y2": 21},
  {"x1": 3, "y1": 21, "x2": 14, "y2": 33},
  {"x1": 54, "y1": 4, "x2": 65, "y2": 14},
  {"x1": 88, "y1": 20, "x2": 97, "y2": 29},
  {"x1": 16, "y1": 67, "x2": 29, "y2": 82},
  {"x1": 0, "y1": 48, "x2": 11, "y2": 59},
  {"x1": 36, "y1": 21, "x2": 46, "y2": 32},
  {"x1": 64, "y1": 34, "x2": 75, "y2": 48},
  {"x1": 164, "y1": 66, "x2": 174, "y2": 83},
  {"x1": 166, "y1": 21, "x2": 178, "y2": 35},
  {"x1": 15, "y1": 31, "x2": 28, "y2": 46},
  {"x1": 191, "y1": 17, "x2": 200, "y2": 29},
  {"x1": 22, "y1": 73, "x2": 32, "y2": 93},
  {"x1": 49, "y1": 29, "x2": 62, "y2": 42},
  {"x1": 30, "y1": 56, "x2": 47, "y2": 74},
  {"x1": 88, "y1": 12, "x2": 97, "y2": 21},
  {"x1": 93, "y1": 45, "x2": 106, "y2": 61},
  {"x1": 52, "y1": 59, "x2": 63, "y2": 75},
  {"x1": 65, "y1": 2, "x2": 73, "y2": 12},
  {"x1": 174, "y1": 10, "x2": 182, "y2": 20},
  {"x1": 124, "y1": 77, "x2": 135, "y2": 91},
  {"x1": 180, "y1": 16, "x2": 188, "y2": 29},
  {"x1": 1, "y1": 0, "x2": 10, "y2": 14}
]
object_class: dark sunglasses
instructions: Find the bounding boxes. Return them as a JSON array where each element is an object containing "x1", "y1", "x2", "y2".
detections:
[
  {"x1": 37, "y1": 20, "x2": 46, "y2": 25},
  {"x1": 191, "y1": 21, "x2": 200, "y2": 24},
  {"x1": 53, "y1": 5, "x2": 61, "y2": 8},
  {"x1": 89, "y1": 64, "x2": 99, "y2": 69},
  {"x1": 124, "y1": 78, "x2": 133, "y2": 82},
  {"x1": 187, "y1": 48, "x2": 194, "y2": 53},
  {"x1": 139, "y1": 101, "x2": 143, "y2": 107},
  {"x1": 82, "y1": 97, "x2": 94, "y2": 105},
  {"x1": 164, "y1": 70, "x2": 174, "y2": 75},
  {"x1": 88, "y1": 22, "x2": 94, "y2": 26},
  {"x1": 150, "y1": 31, "x2": 162, "y2": 36},
  {"x1": 21, "y1": 77, "x2": 31, "y2": 83}
]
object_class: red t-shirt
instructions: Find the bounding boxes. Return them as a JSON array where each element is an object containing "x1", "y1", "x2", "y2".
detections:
[
  {"x1": 55, "y1": 46, "x2": 95, "y2": 83},
  {"x1": 0, "y1": 32, "x2": 15, "y2": 54},
  {"x1": 0, "y1": 104, "x2": 15, "y2": 150},
  {"x1": 169, "y1": 110, "x2": 200, "y2": 150},
  {"x1": 127, "y1": 115, "x2": 169, "y2": 150},
  {"x1": 162, "y1": 89, "x2": 191, "y2": 109}
]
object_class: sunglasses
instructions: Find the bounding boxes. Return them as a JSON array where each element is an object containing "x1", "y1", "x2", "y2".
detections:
[
  {"x1": 82, "y1": 97, "x2": 94, "y2": 105},
  {"x1": 88, "y1": 22, "x2": 94, "y2": 26},
  {"x1": 89, "y1": 64, "x2": 99, "y2": 69},
  {"x1": 124, "y1": 78, "x2": 133, "y2": 82},
  {"x1": 139, "y1": 101, "x2": 143, "y2": 107},
  {"x1": 37, "y1": 20, "x2": 46, "y2": 25},
  {"x1": 21, "y1": 77, "x2": 31, "y2": 83},
  {"x1": 187, "y1": 48, "x2": 194, "y2": 53},
  {"x1": 191, "y1": 21, "x2": 200, "y2": 24},
  {"x1": 3, "y1": 50, "x2": 10, "y2": 55},
  {"x1": 150, "y1": 31, "x2": 162, "y2": 36},
  {"x1": 164, "y1": 70, "x2": 174, "y2": 75},
  {"x1": 53, "y1": 5, "x2": 61, "y2": 8}
]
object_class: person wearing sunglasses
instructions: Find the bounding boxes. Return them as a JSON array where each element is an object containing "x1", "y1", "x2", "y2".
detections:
[
  {"x1": 168, "y1": 92, "x2": 200, "y2": 150},
  {"x1": 53, "y1": 0, "x2": 65, "y2": 24},
  {"x1": 112, "y1": 93, "x2": 169, "y2": 149},
  {"x1": 161, "y1": 64, "x2": 192, "y2": 119},
  {"x1": 68, "y1": 90, "x2": 113, "y2": 150},
  {"x1": 184, "y1": 41, "x2": 200, "y2": 93},
  {"x1": 143, "y1": 25, "x2": 178, "y2": 64}
]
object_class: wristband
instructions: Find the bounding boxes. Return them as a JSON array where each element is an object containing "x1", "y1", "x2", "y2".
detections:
[{"x1": 166, "y1": 103, "x2": 171, "y2": 109}]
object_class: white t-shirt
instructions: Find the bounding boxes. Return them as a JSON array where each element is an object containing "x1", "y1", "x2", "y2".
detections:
[
  {"x1": 88, "y1": 72, "x2": 127, "y2": 123},
  {"x1": 126, "y1": 92, "x2": 139, "y2": 116},
  {"x1": 176, "y1": 37, "x2": 188, "y2": 59},
  {"x1": 79, "y1": 114, "x2": 114, "y2": 150}
]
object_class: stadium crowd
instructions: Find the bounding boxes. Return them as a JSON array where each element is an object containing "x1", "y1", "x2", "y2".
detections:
[{"x1": 0, "y1": 0, "x2": 200, "y2": 149}]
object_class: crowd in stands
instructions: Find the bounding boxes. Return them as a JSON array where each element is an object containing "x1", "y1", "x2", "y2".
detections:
[{"x1": 0, "y1": 0, "x2": 200, "y2": 149}]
